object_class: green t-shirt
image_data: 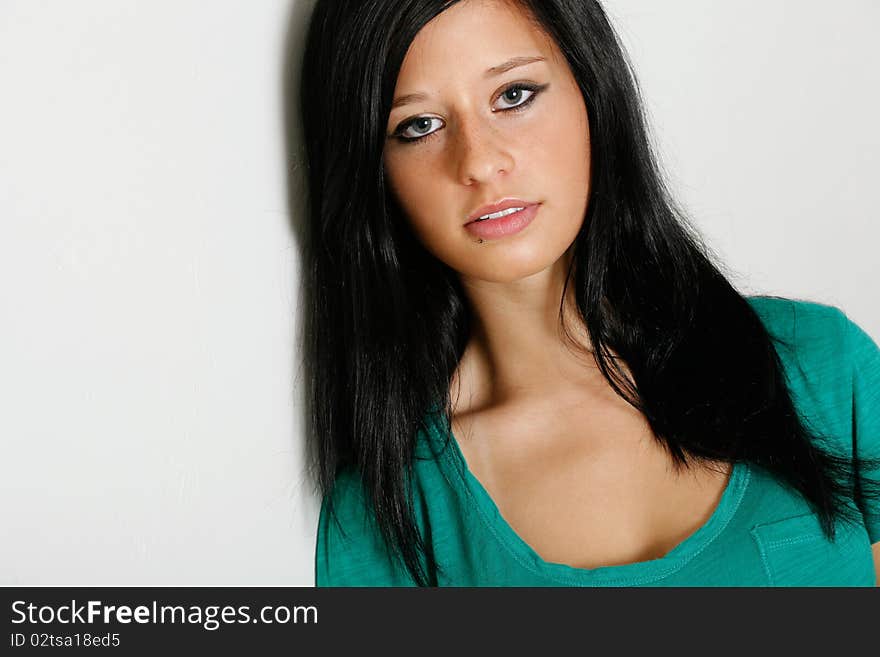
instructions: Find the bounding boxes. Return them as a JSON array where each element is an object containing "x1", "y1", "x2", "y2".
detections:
[{"x1": 315, "y1": 296, "x2": 880, "y2": 586}]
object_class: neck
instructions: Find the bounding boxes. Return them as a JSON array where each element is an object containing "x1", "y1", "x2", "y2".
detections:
[{"x1": 452, "y1": 248, "x2": 599, "y2": 412}]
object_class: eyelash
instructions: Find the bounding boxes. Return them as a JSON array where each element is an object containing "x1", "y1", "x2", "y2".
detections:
[{"x1": 392, "y1": 82, "x2": 549, "y2": 145}]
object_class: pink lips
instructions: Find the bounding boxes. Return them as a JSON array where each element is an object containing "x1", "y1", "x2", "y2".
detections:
[{"x1": 464, "y1": 202, "x2": 540, "y2": 240}]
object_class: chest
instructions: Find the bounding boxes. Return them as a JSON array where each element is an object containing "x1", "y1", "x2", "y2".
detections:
[{"x1": 450, "y1": 396, "x2": 732, "y2": 570}]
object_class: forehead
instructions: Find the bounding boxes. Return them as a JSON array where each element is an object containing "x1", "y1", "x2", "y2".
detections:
[{"x1": 395, "y1": 0, "x2": 556, "y2": 86}]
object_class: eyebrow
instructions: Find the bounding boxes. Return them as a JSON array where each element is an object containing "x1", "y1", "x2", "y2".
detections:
[{"x1": 390, "y1": 55, "x2": 547, "y2": 110}]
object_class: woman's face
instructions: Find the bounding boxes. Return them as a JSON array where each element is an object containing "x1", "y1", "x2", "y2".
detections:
[{"x1": 382, "y1": 0, "x2": 591, "y2": 284}]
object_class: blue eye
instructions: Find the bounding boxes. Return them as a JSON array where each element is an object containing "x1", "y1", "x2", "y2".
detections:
[
  {"x1": 400, "y1": 116, "x2": 442, "y2": 142},
  {"x1": 392, "y1": 82, "x2": 549, "y2": 145},
  {"x1": 496, "y1": 85, "x2": 535, "y2": 110}
]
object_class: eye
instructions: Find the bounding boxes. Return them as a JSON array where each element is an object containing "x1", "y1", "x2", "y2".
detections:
[
  {"x1": 495, "y1": 84, "x2": 538, "y2": 111},
  {"x1": 391, "y1": 82, "x2": 548, "y2": 144},
  {"x1": 397, "y1": 116, "x2": 443, "y2": 142}
]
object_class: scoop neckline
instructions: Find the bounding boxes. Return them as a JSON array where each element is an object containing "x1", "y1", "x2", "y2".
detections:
[{"x1": 423, "y1": 410, "x2": 750, "y2": 586}]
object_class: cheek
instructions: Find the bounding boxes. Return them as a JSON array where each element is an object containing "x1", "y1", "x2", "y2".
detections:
[
  {"x1": 384, "y1": 149, "x2": 438, "y2": 212},
  {"x1": 384, "y1": 150, "x2": 422, "y2": 210},
  {"x1": 515, "y1": 99, "x2": 590, "y2": 258},
  {"x1": 383, "y1": 154, "x2": 453, "y2": 256},
  {"x1": 533, "y1": 95, "x2": 591, "y2": 202}
]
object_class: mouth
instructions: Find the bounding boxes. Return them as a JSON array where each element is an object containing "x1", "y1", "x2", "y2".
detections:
[
  {"x1": 463, "y1": 203, "x2": 541, "y2": 240},
  {"x1": 465, "y1": 198, "x2": 540, "y2": 225},
  {"x1": 471, "y1": 207, "x2": 527, "y2": 223}
]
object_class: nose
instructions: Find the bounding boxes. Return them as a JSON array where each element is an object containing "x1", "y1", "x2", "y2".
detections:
[{"x1": 453, "y1": 115, "x2": 515, "y2": 186}]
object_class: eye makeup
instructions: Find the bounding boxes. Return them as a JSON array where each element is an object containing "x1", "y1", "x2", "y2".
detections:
[{"x1": 389, "y1": 81, "x2": 550, "y2": 145}]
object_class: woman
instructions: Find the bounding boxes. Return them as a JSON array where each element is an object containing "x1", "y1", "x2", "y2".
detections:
[{"x1": 299, "y1": 0, "x2": 880, "y2": 586}]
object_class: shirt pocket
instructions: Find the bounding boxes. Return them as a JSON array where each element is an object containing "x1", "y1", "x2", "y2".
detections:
[{"x1": 749, "y1": 511, "x2": 876, "y2": 586}]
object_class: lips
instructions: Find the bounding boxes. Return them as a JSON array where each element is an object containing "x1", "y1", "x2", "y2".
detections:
[
  {"x1": 463, "y1": 203, "x2": 540, "y2": 240},
  {"x1": 465, "y1": 198, "x2": 539, "y2": 225}
]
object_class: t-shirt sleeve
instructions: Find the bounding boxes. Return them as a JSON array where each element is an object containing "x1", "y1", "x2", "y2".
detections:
[
  {"x1": 314, "y1": 468, "x2": 419, "y2": 586},
  {"x1": 843, "y1": 311, "x2": 880, "y2": 544}
]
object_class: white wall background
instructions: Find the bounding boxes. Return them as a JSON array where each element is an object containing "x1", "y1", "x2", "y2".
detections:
[{"x1": 1, "y1": 0, "x2": 877, "y2": 585}]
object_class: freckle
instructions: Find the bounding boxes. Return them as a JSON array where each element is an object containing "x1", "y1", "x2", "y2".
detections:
[{"x1": 478, "y1": 238, "x2": 483, "y2": 244}]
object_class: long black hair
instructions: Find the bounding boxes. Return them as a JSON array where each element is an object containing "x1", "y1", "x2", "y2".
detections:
[{"x1": 298, "y1": 0, "x2": 880, "y2": 586}]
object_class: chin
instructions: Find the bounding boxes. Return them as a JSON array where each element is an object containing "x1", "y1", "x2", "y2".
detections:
[{"x1": 462, "y1": 251, "x2": 566, "y2": 284}]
